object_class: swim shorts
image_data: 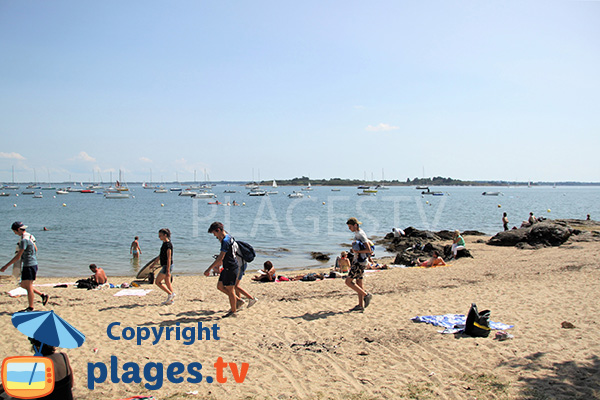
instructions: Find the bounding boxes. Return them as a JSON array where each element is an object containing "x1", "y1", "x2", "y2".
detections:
[
  {"x1": 22, "y1": 265, "x2": 38, "y2": 281},
  {"x1": 347, "y1": 262, "x2": 365, "y2": 280},
  {"x1": 219, "y1": 267, "x2": 239, "y2": 287}
]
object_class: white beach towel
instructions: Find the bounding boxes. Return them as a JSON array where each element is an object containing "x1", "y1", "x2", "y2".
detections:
[
  {"x1": 114, "y1": 289, "x2": 153, "y2": 297},
  {"x1": 8, "y1": 287, "x2": 28, "y2": 297}
]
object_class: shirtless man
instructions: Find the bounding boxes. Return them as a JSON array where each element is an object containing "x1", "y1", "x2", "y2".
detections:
[
  {"x1": 130, "y1": 236, "x2": 142, "y2": 258},
  {"x1": 89, "y1": 264, "x2": 107, "y2": 284}
]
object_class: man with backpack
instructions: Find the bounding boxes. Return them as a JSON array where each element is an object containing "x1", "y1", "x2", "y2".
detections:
[{"x1": 204, "y1": 222, "x2": 256, "y2": 317}]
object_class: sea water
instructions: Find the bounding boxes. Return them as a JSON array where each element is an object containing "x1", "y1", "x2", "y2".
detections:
[{"x1": 0, "y1": 185, "x2": 598, "y2": 277}]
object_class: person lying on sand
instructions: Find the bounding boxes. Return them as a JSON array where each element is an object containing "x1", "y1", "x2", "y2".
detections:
[{"x1": 414, "y1": 251, "x2": 446, "y2": 267}]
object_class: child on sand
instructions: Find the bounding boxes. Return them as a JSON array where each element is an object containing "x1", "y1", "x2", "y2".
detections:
[
  {"x1": 1, "y1": 222, "x2": 48, "y2": 311},
  {"x1": 345, "y1": 217, "x2": 373, "y2": 311}
]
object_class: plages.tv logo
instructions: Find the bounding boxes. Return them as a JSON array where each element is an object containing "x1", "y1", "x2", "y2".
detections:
[{"x1": 2, "y1": 310, "x2": 85, "y2": 399}]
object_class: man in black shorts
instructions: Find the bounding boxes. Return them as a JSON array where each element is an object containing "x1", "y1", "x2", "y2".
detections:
[{"x1": 204, "y1": 222, "x2": 241, "y2": 317}]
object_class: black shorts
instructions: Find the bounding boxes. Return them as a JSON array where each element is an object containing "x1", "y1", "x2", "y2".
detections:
[
  {"x1": 237, "y1": 262, "x2": 247, "y2": 281},
  {"x1": 22, "y1": 265, "x2": 38, "y2": 281},
  {"x1": 219, "y1": 267, "x2": 239, "y2": 287}
]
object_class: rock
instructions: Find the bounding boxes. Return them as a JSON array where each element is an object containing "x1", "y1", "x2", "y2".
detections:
[
  {"x1": 487, "y1": 227, "x2": 531, "y2": 246},
  {"x1": 462, "y1": 230, "x2": 487, "y2": 236},
  {"x1": 443, "y1": 245, "x2": 473, "y2": 259},
  {"x1": 528, "y1": 222, "x2": 572, "y2": 246},
  {"x1": 561, "y1": 321, "x2": 575, "y2": 329},
  {"x1": 487, "y1": 222, "x2": 572, "y2": 248},
  {"x1": 310, "y1": 252, "x2": 330, "y2": 261}
]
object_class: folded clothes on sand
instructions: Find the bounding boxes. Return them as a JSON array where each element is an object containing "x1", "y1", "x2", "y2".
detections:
[
  {"x1": 412, "y1": 314, "x2": 514, "y2": 334},
  {"x1": 114, "y1": 289, "x2": 153, "y2": 297}
]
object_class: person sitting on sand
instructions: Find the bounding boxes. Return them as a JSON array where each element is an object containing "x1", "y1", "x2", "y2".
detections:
[
  {"x1": 449, "y1": 230, "x2": 466, "y2": 260},
  {"x1": 414, "y1": 250, "x2": 446, "y2": 267},
  {"x1": 28, "y1": 337, "x2": 74, "y2": 399},
  {"x1": 89, "y1": 264, "x2": 107, "y2": 284},
  {"x1": 335, "y1": 251, "x2": 351, "y2": 273},
  {"x1": 252, "y1": 261, "x2": 276, "y2": 282}
]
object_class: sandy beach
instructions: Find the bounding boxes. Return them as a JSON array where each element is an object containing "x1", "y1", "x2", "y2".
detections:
[{"x1": 2, "y1": 235, "x2": 600, "y2": 400}]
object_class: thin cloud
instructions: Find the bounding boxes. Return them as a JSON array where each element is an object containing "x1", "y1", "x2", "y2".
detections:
[
  {"x1": 139, "y1": 157, "x2": 153, "y2": 163},
  {"x1": 72, "y1": 151, "x2": 96, "y2": 162},
  {"x1": 366, "y1": 123, "x2": 400, "y2": 132},
  {"x1": 0, "y1": 152, "x2": 26, "y2": 160}
]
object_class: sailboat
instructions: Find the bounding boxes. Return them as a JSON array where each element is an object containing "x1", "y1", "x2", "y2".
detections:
[
  {"x1": 267, "y1": 180, "x2": 278, "y2": 195},
  {"x1": 4, "y1": 166, "x2": 19, "y2": 190},
  {"x1": 27, "y1": 169, "x2": 41, "y2": 189},
  {"x1": 301, "y1": 181, "x2": 313, "y2": 191}
]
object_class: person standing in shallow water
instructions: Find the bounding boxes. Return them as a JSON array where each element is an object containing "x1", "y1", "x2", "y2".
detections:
[
  {"x1": 502, "y1": 212, "x2": 509, "y2": 231},
  {"x1": 345, "y1": 217, "x2": 373, "y2": 311},
  {"x1": 130, "y1": 236, "x2": 142, "y2": 258}
]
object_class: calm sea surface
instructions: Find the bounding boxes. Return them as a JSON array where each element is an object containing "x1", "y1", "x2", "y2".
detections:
[{"x1": 1, "y1": 185, "x2": 598, "y2": 277}]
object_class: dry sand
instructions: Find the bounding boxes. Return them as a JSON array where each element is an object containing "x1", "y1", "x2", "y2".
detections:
[{"x1": 1, "y1": 236, "x2": 600, "y2": 400}]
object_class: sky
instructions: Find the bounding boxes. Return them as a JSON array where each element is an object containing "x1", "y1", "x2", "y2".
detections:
[{"x1": 1, "y1": 0, "x2": 599, "y2": 183}]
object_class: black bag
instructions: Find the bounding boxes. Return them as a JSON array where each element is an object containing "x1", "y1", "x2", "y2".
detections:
[
  {"x1": 76, "y1": 278, "x2": 98, "y2": 290},
  {"x1": 464, "y1": 303, "x2": 491, "y2": 337},
  {"x1": 234, "y1": 238, "x2": 256, "y2": 263}
]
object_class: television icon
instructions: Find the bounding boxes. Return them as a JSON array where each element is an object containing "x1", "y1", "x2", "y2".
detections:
[{"x1": 1, "y1": 356, "x2": 55, "y2": 399}]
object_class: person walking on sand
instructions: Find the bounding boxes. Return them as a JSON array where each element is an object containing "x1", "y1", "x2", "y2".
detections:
[
  {"x1": 130, "y1": 236, "x2": 142, "y2": 258},
  {"x1": 1, "y1": 222, "x2": 48, "y2": 312},
  {"x1": 345, "y1": 217, "x2": 373, "y2": 311},
  {"x1": 12, "y1": 225, "x2": 37, "y2": 285},
  {"x1": 151, "y1": 229, "x2": 175, "y2": 305},
  {"x1": 204, "y1": 222, "x2": 241, "y2": 318},
  {"x1": 502, "y1": 212, "x2": 509, "y2": 231}
]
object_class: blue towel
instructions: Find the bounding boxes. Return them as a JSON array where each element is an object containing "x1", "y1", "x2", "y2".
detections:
[{"x1": 412, "y1": 314, "x2": 513, "y2": 334}]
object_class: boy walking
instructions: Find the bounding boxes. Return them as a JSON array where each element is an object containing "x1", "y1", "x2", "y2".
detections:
[
  {"x1": 1, "y1": 222, "x2": 48, "y2": 311},
  {"x1": 345, "y1": 218, "x2": 373, "y2": 311},
  {"x1": 204, "y1": 222, "x2": 242, "y2": 317}
]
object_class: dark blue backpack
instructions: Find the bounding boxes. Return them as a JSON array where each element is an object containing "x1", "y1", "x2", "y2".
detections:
[{"x1": 234, "y1": 238, "x2": 255, "y2": 263}]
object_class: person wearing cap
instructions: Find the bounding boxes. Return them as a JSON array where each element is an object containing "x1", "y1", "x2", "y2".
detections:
[
  {"x1": 345, "y1": 217, "x2": 373, "y2": 311},
  {"x1": 1, "y1": 222, "x2": 48, "y2": 311},
  {"x1": 12, "y1": 223, "x2": 36, "y2": 285}
]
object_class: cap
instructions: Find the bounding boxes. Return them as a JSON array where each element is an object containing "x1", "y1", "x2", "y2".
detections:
[
  {"x1": 346, "y1": 217, "x2": 362, "y2": 225},
  {"x1": 11, "y1": 221, "x2": 27, "y2": 231}
]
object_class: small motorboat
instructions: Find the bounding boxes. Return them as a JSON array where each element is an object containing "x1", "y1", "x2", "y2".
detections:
[
  {"x1": 422, "y1": 189, "x2": 443, "y2": 196},
  {"x1": 482, "y1": 192, "x2": 502, "y2": 196},
  {"x1": 224, "y1": 190, "x2": 237, "y2": 193},
  {"x1": 416, "y1": 186, "x2": 429, "y2": 190},
  {"x1": 21, "y1": 190, "x2": 35, "y2": 195},
  {"x1": 154, "y1": 188, "x2": 168, "y2": 193},
  {"x1": 331, "y1": 188, "x2": 341, "y2": 192},
  {"x1": 357, "y1": 192, "x2": 375, "y2": 196},
  {"x1": 288, "y1": 192, "x2": 304, "y2": 198},
  {"x1": 0, "y1": 192, "x2": 10, "y2": 197},
  {"x1": 248, "y1": 190, "x2": 267, "y2": 196},
  {"x1": 81, "y1": 189, "x2": 95, "y2": 193},
  {"x1": 56, "y1": 189, "x2": 69, "y2": 195},
  {"x1": 33, "y1": 192, "x2": 43, "y2": 198},
  {"x1": 193, "y1": 192, "x2": 216, "y2": 199},
  {"x1": 179, "y1": 190, "x2": 198, "y2": 196},
  {"x1": 105, "y1": 193, "x2": 130, "y2": 199},
  {"x1": 362, "y1": 188, "x2": 378, "y2": 194}
]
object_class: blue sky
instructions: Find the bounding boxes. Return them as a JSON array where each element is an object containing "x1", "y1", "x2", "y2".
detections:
[{"x1": 1, "y1": 1, "x2": 599, "y2": 183}]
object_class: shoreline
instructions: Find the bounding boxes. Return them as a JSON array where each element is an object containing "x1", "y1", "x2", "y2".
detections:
[{"x1": 1, "y1": 238, "x2": 600, "y2": 399}]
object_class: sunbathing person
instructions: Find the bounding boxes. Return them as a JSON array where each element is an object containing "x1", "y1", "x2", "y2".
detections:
[
  {"x1": 252, "y1": 261, "x2": 277, "y2": 282},
  {"x1": 414, "y1": 251, "x2": 446, "y2": 267}
]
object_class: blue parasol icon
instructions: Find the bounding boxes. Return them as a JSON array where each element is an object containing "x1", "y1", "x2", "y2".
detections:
[
  {"x1": 12, "y1": 310, "x2": 86, "y2": 352},
  {"x1": 11, "y1": 310, "x2": 85, "y2": 387}
]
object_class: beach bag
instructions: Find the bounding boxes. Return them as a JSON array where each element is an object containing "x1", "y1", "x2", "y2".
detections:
[
  {"x1": 76, "y1": 278, "x2": 97, "y2": 290},
  {"x1": 464, "y1": 303, "x2": 491, "y2": 338},
  {"x1": 234, "y1": 239, "x2": 255, "y2": 263}
]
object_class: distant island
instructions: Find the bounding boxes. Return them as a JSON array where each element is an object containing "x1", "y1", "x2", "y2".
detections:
[{"x1": 256, "y1": 176, "x2": 600, "y2": 187}]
